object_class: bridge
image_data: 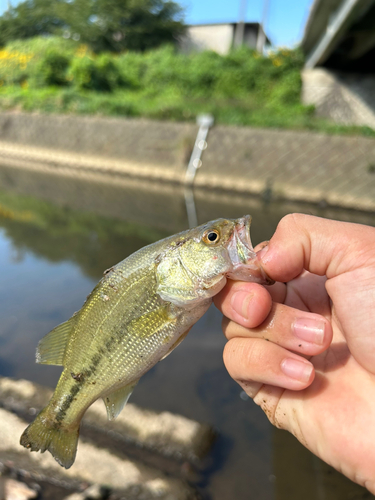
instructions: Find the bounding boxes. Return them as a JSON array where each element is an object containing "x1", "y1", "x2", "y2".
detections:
[{"x1": 301, "y1": 0, "x2": 375, "y2": 127}]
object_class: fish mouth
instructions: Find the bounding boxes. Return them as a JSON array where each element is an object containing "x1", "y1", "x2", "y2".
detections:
[{"x1": 226, "y1": 215, "x2": 274, "y2": 285}]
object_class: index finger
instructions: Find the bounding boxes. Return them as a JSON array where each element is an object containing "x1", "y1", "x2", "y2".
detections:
[{"x1": 213, "y1": 280, "x2": 272, "y2": 329}]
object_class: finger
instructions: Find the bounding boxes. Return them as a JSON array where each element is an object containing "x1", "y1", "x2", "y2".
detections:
[
  {"x1": 257, "y1": 213, "x2": 375, "y2": 282},
  {"x1": 223, "y1": 337, "x2": 315, "y2": 391},
  {"x1": 214, "y1": 280, "x2": 272, "y2": 329},
  {"x1": 254, "y1": 240, "x2": 269, "y2": 253},
  {"x1": 222, "y1": 302, "x2": 332, "y2": 356}
]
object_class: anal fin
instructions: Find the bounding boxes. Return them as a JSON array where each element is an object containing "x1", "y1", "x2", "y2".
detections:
[
  {"x1": 103, "y1": 380, "x2": 138, "y2": 420},
  {"x1": 36, "y1": 316, "x2": 76, "y2": 366}
]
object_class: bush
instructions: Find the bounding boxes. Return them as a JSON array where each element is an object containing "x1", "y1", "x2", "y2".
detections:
[
  {"x1": 116, "y1": 51, "x2": 146, "y2": 88},
  {"x1": 68, "y1": 56, "x2": 97, "y2": 90},
  {"x1": 30, "y1": 49, "x2": 70, "y2": 87},
  {"x1": 96, "y1": 54, "x2": 124, "y2": 90},
  {"x1": 68, "y1": 53, "x2": 124, "y2": 91}
]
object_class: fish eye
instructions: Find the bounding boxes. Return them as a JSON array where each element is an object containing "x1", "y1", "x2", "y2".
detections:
[{"x1": 203, "y1": 229, "x2": 220, "y2": 245}]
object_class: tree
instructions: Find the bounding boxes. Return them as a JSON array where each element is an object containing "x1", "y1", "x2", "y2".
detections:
[
  {"x1": 0, "y1": 0, "x2": 66, "y2": 46},
  {"x1": 0, "y1": 0, "x2": 185, "y2": 52}
]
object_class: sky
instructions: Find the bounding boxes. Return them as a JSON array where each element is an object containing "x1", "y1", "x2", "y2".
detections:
[{"x1": 0, "y1": 0, "x2": 315, "y2": 48}]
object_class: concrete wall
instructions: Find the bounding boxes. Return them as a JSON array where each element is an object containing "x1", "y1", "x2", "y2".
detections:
[
  {"x1": 0, "y1": 112, "x2": 374, "y2": 212},
  {"x1": 180, "y1": 24, "x2": 263, "y2": 55},
  {"x1": 302, "y1": 68, "x2": 375, "y2": 128},
  {"x1": 180, "y1": 24, "x2": 234, "y2": 55},
  {"x1": 243, "y1": 25, "x2": 259, "y2": 49},
  {"x1": 0, "y1": 112, "x2": 196, "y2": 170}
]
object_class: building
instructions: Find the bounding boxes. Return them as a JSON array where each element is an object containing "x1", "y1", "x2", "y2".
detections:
[
  {"x1": 301, "y1": 0, "x2": 375, "y2": 128},
  {"x1": 180, "y1": 22, "x2": 271, "y2": 56}
]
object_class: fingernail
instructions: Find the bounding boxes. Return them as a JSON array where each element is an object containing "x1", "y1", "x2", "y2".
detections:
[
  {"x1": 281, "y1": 358, "x2": 313, "y2": 382},
  {"x1": 231, "y1": 291, "x2": 254, "y2": 320},
  {"x1": 293, "y1": 318, "x2": 325, "y2": 345}
]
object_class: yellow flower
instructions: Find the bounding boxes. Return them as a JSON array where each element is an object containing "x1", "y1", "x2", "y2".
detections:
[
  {"x1": 76, "y1": 44, "x2": 89, "y2": 58},
  {"x1": 0, "y1": 205, "x2": 14, "y2": 220},
  {"x1": 21, "y1": 80, "x2": 29, "y2": 89},
  {"x1": 18, "y1": 210, "x2": 33, "y2": 221}
]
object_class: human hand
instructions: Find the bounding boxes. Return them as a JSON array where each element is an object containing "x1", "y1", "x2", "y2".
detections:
[{"x1": 214, "y1": 214, "x2": 375, "y2": 493}]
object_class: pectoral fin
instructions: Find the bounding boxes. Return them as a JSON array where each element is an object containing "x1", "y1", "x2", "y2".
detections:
[
  {"x1": 103, "y1": 381, "x2": 139, "y2": 420},
  {"x1": 127, "y1": 305, "x2": 176, "y2": 338},
  {"x1": 36, "y1": 316, "x2": 76, "y2": 366}
]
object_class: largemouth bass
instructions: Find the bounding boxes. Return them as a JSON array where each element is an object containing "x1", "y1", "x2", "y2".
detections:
[{"x1": 20, "y1": 216, "x2": 271, "y2": 468}]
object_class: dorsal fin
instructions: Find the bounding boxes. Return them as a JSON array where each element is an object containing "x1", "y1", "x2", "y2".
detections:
[
  {"x1": 36, "y1": 316, "x2": 76, "y2": 366},
  {"x1": 103, "y1": 380, "x2": 138, "y2": 420}
]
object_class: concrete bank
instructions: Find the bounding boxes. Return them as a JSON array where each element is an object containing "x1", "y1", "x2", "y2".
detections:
[
  {"x1": 0, "y1": 377, "x2": 213, "y2": 499},
  {"x1": 0, "y1": 112, "x2": 374, "y2": 212}
]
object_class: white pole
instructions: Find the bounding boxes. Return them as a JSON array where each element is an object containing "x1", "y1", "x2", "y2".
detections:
[
  {"x1": 235, "y1": 0, "x2": 247, "y2": 47},
  {"x1": 257, "y1": 0, "x2": 270, "y2": 53}
]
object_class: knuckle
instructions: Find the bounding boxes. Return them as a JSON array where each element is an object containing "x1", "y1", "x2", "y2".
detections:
[
  {"x1": 253, "y1": 395, "x2": 287, "y2": 429},
  {"x1": 223, "y1": 338, "x2": 267, "y2": 379},
  {"x1": 242, "y1": 337, "x2": 266, "y2": 367},
  {"x1": 257, "y1": 398, "x2": 279, "y2": 427},
  {"x1": 223, "y1": 339, "x2": 245, "y2": 377},
  {"x1": 278, "y1": 213, "x2": 306, "y2": 233}
]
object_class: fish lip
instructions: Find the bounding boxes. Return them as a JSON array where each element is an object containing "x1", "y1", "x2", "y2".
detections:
[
  {"x1": 227, "y1": 216, "x2": 255, "y2": 268},
  {"x1": 227, "y1": 215, "x2": 274, "y2": 285},
  {"x1": 234, "y1": 215, "x2": 253, "y2": 260}
]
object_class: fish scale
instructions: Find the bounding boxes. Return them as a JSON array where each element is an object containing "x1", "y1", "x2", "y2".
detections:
[{"x1": 20, "y1": 216, "x2": 271, "y2": 468}]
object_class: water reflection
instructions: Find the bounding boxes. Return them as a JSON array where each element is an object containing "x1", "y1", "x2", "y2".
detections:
[{"x1": 0, "y1": 163, "x2": 373, "y2": 500}]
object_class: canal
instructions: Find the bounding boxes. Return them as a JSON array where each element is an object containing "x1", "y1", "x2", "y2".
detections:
[{"x1": 0, "y1": 162, "x2": 373, "y2": 500}]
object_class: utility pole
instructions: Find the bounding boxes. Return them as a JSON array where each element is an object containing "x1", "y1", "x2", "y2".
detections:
[
  {"x1": 7, "y1": 0, "x2": 12, "y2": 11},
  {"x1": 234, "y1": 0, "x2": 247, "y2": 47},
  {"x1": 256, "y1": 0, "x2": 270, "y2": 54}
]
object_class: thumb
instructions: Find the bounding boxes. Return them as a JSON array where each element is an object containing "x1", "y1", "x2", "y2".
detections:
[{"x1": 257, "y1": 214, "x2": 375, "y2": 281}]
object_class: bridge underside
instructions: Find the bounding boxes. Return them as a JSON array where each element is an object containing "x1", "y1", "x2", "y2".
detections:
[
  {"x1": 302, "y1": 0, "x2": 375, "y2": 72},
  {"x1": 302, "y1": 0, "x2": 375, "y2": 127}
]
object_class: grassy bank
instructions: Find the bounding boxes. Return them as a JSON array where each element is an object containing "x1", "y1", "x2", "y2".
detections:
[{"x1": 0, "y1": 36, "x2": 374, "y2": 136}]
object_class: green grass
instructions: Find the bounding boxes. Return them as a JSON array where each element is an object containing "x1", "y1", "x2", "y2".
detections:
[{"x1": 0, "y1": 37, "x2": 374, "y2": 137}]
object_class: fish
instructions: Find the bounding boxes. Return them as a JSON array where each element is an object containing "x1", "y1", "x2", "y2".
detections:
[{"x1": 20, "y1": 215, "x2": 272, "y2": 468}]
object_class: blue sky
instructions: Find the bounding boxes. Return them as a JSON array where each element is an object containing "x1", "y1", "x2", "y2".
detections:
[{"x1": 0, "y1": 0, "x2": 314, "y2": 48}]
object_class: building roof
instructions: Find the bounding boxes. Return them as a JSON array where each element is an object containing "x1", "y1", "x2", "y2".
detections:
[{"x1": 189, "y1": 21, "x2": 263, "y2": 28}]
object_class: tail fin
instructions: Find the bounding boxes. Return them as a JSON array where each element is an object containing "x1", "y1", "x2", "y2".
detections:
[{"x1": 20, "y1": 412, "x2": 79, "y2": 469}]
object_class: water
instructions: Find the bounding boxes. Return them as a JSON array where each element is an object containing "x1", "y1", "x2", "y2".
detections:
[{"x1": 0, "y1": 163, "x2": 374, "y2": 500}]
